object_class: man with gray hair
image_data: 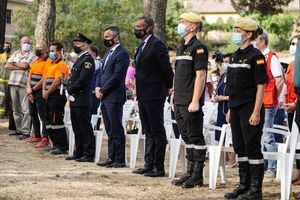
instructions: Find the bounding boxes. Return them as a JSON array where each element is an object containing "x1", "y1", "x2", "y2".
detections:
[
  {"x1": 5, "y1": 36, "x2": 35, "y2": 139},
  {"x1": 254, "y1": 31, "x2": 284, "y2": 178}
]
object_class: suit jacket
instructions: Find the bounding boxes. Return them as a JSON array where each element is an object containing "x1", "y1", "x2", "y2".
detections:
[
  {"x1": 67, "y1": 52, "x2": 95, "y2": 107},
  {"x1": 96, "y1": 44, "x2": 130, "y2": 104},
  {"x1": 134, "y1": 35, "x2": 174, "y2": 102}
]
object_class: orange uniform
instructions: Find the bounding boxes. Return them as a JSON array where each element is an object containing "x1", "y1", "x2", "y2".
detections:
[
  {"x1": 263, "y1": 51, "x2": 278, "y2": 108},
  {"x1": 29, "y1": 57, "x2": 51, "y2": 88},
  {"x1": 43, "y1": 59, "x2": 69, "y2": 92},
  {"x1": 285, "y1": 61, "x2": 297, "y2": 103}
]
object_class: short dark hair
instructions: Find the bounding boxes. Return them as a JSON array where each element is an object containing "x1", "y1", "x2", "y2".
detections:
[
  {"x1": 104, "y1": 26, "x2": 120, "y2": 36},
  {"x1": 139, "y1": 16, "x2": 154, "y2": 33},
  {"x1": 249, "y1": 27, "x2": 263, "y2": 41},
  {"x1": 90, "y1": 45, "x2": 99, "y2": 57},
  {"x1": 50, "y1": 42, "x2": 63, "y2": 51},
  {"x1": 4, "y1": 41, "x2": 11, "y2": 47}
]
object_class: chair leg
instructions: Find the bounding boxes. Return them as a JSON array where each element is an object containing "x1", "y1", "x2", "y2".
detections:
[
  {"x1": 94, "y1": 130, "x2": 104, "y2": 163},
  {"x1": 168, "y1": 138, "x2": 181, "y2": 178},
  {"x1": 130, "y1": 134, "x2": 140, "y2": 169}
]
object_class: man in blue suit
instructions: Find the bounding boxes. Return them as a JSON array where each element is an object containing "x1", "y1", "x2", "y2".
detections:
[
  {"x1": 132, "y1": 16, "x2": 174, "y2": 177},
  {"x1": 95, "y1": 26, "x2": 130, "y2": 168}
]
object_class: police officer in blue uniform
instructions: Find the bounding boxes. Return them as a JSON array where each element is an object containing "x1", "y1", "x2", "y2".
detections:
[
  {"x1": 224, "y1": 18, "x2": 267, "y2": 200},
  {"x1": 171, "y1": 12, "x2": 208, "y2": 188},
  {"x1": 65, "y1": 34, "x2": 95, "y2": 162}
]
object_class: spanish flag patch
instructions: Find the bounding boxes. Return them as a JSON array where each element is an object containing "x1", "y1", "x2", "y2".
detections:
[
  {"x1": 256, "y1": 59, "x2": 265, "y2": 65},
  {"x1": 196, "y1": 48, "x2": 204, "y2": 54}
]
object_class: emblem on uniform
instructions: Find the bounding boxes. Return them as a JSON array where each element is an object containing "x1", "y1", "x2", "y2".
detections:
[
  {"x1": 184, "y1": 51, "x2": 191, "y2": 55},
  {"x1": 85, "y1": 62, "x2": 92, "y2": 69},
  {"x1": 256, "y1": 59, "x2": 265, "y2": 65},
  {"x1": 196, "y1": 48, "x2": 204, "y2": 54}
]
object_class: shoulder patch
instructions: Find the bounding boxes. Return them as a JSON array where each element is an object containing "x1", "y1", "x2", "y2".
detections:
[
  {"x1": 196, "y1": 48, "x2": 204, "y2": 54},
  {"x1": 256, "y1": 59, "x2": 265, "y2": 65},
  {"x1": 85, "y1": 62, "x2": 92, "y2": 69}
]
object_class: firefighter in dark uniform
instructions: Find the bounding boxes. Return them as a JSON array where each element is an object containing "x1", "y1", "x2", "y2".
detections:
[
  {"x1": 224, "y1": 17, "x2": 267, "y2": 200},
  {"x1": 43, "y1": 42, "x2": 69, "y2": 155},
  {"x1": 65, "y1": 34, "x2": 95, "y2": 162},
  {"x1": 171, "y1": 12, "x2": 208, "y2": 188}
]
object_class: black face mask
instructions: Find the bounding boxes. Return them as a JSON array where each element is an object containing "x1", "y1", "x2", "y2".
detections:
[
  {"x1": 73, "y1": 45, "x2": 82, "y2": 54},
  {"x1": 35, "y1": 49, "x2": 42, "y2": 57},
  {"x1": 4, "y1": 47, "x2": 11, "y2": 53},
  {"x1": 134, "y1": 28, "x2": 147, "y2": 39},
  {"x1": 103, "y1": 39, "x2": 115, "y2": 48}
]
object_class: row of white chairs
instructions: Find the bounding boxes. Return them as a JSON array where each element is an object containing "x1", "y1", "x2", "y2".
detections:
[{"x1": 64, "y1": 100, "x2": 299, "y2": 200}]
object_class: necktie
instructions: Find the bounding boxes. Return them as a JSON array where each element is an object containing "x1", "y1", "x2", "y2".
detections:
[
  {"x1": 134, "y1": 42, "x2": 145, "y2": 67},
  {"x1": 103, "y1": 50, "x2": 113, "y2": 71}
]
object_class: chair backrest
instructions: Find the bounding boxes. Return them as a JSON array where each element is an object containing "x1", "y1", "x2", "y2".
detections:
[
  {"x1": 123, "y1": 100, "x2": 135, "y2": 120},
  {"x1": 203, "y1": 123, "x2": 227, "y2": 146},
  {"x1": 202, "y1": 102, "x2": 217, "y2": 125}
]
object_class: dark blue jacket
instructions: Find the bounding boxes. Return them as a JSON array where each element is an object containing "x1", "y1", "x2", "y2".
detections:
[
  {"x1": 134, "y1": 35, "x2": 174, "y2": 102},
  {"x1": 96, "y1": 44, "x2": 130, "y2": 103}
]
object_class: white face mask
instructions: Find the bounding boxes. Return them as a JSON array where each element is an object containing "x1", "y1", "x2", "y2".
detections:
[
  {"x1": 290, "y1": 44, "x2": 297, "y2": 55},
  {"x1": 222, "y1": 63, "x2": 229, "y2": 73},
  {"x1": 22, "y1": 43, "x2": 30, "y2": 52},
  {"x1": 211, "y1": 75, "x2": 218, "y2": 82}
]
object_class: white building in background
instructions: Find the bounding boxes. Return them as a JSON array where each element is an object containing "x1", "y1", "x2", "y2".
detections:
[{"x1": 5, "y1": 0, "x2": 33, "y2": 40}]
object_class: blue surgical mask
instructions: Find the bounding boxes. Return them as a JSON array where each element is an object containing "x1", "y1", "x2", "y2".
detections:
[
  {"x1": 49, "y1": 52, "x2": 55, "y2": 60},
  {"x1": 232, "y1": 32, "x2": 243, "y2": 45},
  {"x1": 22, "y1": 43, "x2": 30, "y2": 52},
  {"x1": 290, "y1": 44, "x2": 297, "y2": 55},
  {"x1": 177, "y1": 23, "x2": 187, "y2": 37}
]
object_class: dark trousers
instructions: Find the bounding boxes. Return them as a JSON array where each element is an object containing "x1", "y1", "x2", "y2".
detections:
[
  {"x1": 174, "y1": 105, "x2": 205, "y2": 145},
  {"x1": 28, "y1": 90, "x2": 47, "y2": 138},
  {"x1": 71, "y1": 106, "x2": 95, "y2": 158},
  {"x1": 288, "y1": 112, "x2": 295, "y2": 131},
  {"x1": 6, "y1": 85, "x2": 15, "y2": 130},
  {"x1": 45, "y1": 93, "x2": 68, "y2": 150},
  {"x1": 101, "y1": 102, "x2": 125, "y2": 163},
  {"x1": 230, "y1": 102, "x2": 265, "y2": 160},
  {"x1": 138, "y1": 99, "x2": 167, "y2": 170},
  {"x1": 273, "y1": 108, "x2": 286, "y2": 143},
  {"x1": 294, "y1": 88, "x2": 300, "y2": 169}
]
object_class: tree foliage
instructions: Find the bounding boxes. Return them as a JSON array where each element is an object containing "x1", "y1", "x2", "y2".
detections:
[
  {"x1": 231, "y1": 0, "x2": 293, "y2": 15},
  {"x1": 13, "y1": 0, "x2": 184, "y2": 55}
]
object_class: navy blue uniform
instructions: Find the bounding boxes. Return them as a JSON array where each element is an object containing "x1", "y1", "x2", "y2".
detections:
[{"x1": 67, "y1": 51, "x2": 95, "y2": 159}]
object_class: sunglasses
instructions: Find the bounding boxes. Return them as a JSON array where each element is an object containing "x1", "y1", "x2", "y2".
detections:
[{"x1": 290, "y1": 42, "x2": 297, "y2": 46}]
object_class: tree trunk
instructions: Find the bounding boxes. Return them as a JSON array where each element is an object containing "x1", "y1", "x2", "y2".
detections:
[
  {"x1": 143, "y1": 0, "x2": 168, "y2": 45},
  {"x1": 35, "y1": 0, "x2": 56, "y2": 48},
  {"x1": 0, "y1": 0, "x2": 8, "y2": 53}
]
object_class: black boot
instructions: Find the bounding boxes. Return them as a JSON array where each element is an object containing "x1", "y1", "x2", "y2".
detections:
[
  {"x1": 224, "y1": 162, "x2": 250, "y2": 199},
  {"x1": 171, "y1": 148, "x2": 194, "y2": 186},
  {"x1": 181, "y1": 148, "x2": 205, "y2": 188},
  {"x1": 236, "y1": 163, "x2": 264, "y2": 200}
]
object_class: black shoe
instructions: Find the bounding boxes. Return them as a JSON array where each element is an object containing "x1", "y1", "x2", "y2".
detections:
[
  {"x1": 97, "y1": 159, "x2": 114, "y2": 166},
  {"x1": 18, "y1": 134, "x2": 30, "y2": 140},
  {"x1": 144, "y1": 169, "x2": 165, "y2": 177},
  {"x1": 132, "y1": 167, "x2": 153, "y2": 174},
  {"x1": 76, "y1": 156, "x2": 94, "y2": 162},
  {"x1": 65, "y1": 155, "x2": 82, "y2": 160},
  {"x1": 106, "y1": 162, "x2": 126, "y2": 168},
  {"x1": 9, "y1": 131, "x2": 23, "y2": 136},
  {"x1": 49, "y1": 148, "x2": 67, "y2": 155},
  {"x1": 224, "y1": 185, "x2": 249, "y2": 199}
]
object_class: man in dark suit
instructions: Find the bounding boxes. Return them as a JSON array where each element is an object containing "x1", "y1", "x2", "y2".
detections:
[
  {"x1": 65, "y1": 34, "x2": 95, "y2": 162},
  {"x1": 95, "y1": 26, "x2": 130, "y2": 168},
  {"x1": 132, "y1": 16, "x2": 174, "y2": 177}
]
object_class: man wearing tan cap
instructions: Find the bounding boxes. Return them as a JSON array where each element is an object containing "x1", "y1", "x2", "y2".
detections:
[
  {"x1": 224, "y1": 17, "x2": 267, "y2": 200},
  {"x1": 172, "y1": 11, "x2": 208, "y2": 188}
]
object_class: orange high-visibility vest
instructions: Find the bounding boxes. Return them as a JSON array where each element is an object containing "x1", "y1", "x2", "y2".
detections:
[
  {"x1": 285, "y1": 61, "x2": 298, "y2": 103},
  {"x1": 263, "y1": 51, "x2": 278, "y2": 108}
]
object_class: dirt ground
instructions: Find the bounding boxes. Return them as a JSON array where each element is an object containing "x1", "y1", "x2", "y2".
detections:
[{"x1": 0, "y1": 120, "x2": 299, "y2": 200}]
